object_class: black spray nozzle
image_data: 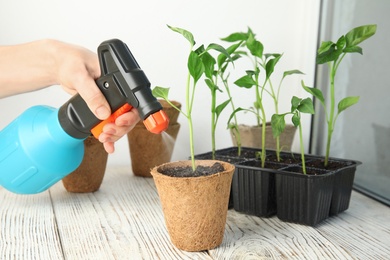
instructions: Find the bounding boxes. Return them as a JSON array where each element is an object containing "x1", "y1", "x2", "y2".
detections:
[{"x1": 58, "y1": 39, "x2": 164, "y2": 139}]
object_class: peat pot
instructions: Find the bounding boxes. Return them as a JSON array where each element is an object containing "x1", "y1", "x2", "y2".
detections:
[
  {"x1": 151, "y1": 160, "x2": 235, "y2": 251},
  {"x1": 62, "y1": 136, "x2": 108, "y2": 193},
  {"x1": 127, "y1": 100, "x2": 181, "y2": 177},
  {"x1": 231, "y1": 123, "x2": 296, "y2": 151}
]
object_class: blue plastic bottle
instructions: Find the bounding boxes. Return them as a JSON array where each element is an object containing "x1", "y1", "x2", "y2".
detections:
[{"x1": 0, "y1": 106, "x2": 84, "y2": 194}]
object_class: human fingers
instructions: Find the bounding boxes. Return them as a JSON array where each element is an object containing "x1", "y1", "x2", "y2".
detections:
[
  {"x1": 56, "y1": 42, "x2": 110, "y2": 120},
  {"x1": 103, "y1": 141, "x2": 115, "y2": 154},
  {"x1": 99, "y1": 123, "x2": 134, "y2": 143},
  {"x1": 74, "y1": 75, "x2": 111, "y2": 120},
  {"x1": 115, "y1": 109, "x2": 140, "y2": 127}
]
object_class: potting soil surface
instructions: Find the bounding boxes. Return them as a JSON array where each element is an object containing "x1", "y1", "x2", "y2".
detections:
[{"x1": 160, "y1": 162, "x2": 225, "y2": 177}]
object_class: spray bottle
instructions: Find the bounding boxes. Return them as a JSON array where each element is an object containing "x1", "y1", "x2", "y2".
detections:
[{"x1": 0, "y1": 39, "x2": 169, "y2": 194}]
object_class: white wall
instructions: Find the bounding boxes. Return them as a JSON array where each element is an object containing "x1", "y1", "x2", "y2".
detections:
[{"x1": 0, "y1": 0, "x2": 320, "y2": 167}]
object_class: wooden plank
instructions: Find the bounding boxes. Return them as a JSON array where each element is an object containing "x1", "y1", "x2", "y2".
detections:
[
  {"x1": 2, "y1": 166, "x2": 389, "y2": 259},
  {"x1": 49, "y1": 167, "x2": 212, "y2": 259},
  {"x1": 210, "y1": 191, "x2": 390, "y2": 259},
  {"x1": 211, "y1": 212, "x2": 354, "y2": 259},
  {"x1": 317, "y1": 191, "x2": 390, "y2": 259},
  {"x1": 0, "y1": 187, "x2": 63, "y2": 259}
]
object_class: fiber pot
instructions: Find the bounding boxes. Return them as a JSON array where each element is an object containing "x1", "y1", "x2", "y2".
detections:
[
  {"x1": 127, "y1": 100, "x2": 181, "y2": 177},
  {"x1": 62, "y1": 136, "x2": 108, "y2": 193},
  {"x1": 151, "y1": 160, "x2": 235, "y2": 252},
  {"x1": 231, "y1": 123, "x2": 296, "y2": 151}
]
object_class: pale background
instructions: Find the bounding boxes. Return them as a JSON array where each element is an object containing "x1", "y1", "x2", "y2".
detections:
[{"x1": 0, "y1": 0, "x2": 320, "y2": 167}]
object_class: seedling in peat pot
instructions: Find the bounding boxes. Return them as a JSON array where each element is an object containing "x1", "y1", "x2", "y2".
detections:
[{"x1": 153, "y1": 25, "x2": 230, "y2": 170}]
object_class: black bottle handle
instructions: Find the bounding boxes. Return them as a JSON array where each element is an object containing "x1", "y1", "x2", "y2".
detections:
[{"x1": 58, "y1": 39, "x2": 161, "y2": 139}]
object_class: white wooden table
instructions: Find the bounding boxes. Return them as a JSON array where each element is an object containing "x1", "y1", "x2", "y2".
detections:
[{"x1": 1, "y1": 167, "x2": 389, "y2": 259}]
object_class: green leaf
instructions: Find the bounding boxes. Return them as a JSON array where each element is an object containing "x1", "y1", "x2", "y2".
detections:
[
  {"x1": 343, "y1": 46, "x2": 363, "y2": 54},
  {"x1": 152, "y1": 86, "x2": 170, "y2": 100},
  {"x1": 205, "y1": 78, "x2": 218, "y2": 92},
  {"x1": 221, "y1": 32, "x2": 248, "y2": 42},
  {"x1": 167, "y1": 25, "x2": 195, "y2": 46},
  {"x1": 292, "y1": 113, "x2": 300, "y2": 127},
  {"x1": 219, "y1": 53, "x2": 241, "y2": 73},
  {"x1": 206, "y1": 43, "x2": 231, "y2": 61},
  {"x1": 337, "y1": 96, "x2": 360, "y2": 114},
  {"x1": 283, "y1": 69, "x2": 304, "y2": 79},
  {"x1": 215, "y1": 99, "x2": 231, "y2": 118},
  {"x1": 194, "y1": 44, "x2": 205, "y2": 54},
  {"x1": 217, "y1": 42, "x2": 241, "y2": 69},
  {"x1": 297, "y1": 98, "x2": 315, "y2": 114},
  {"x1": 234, "y1": 74, "x2": 256, "y2": 88},
  {"x1": 228, "y1": 122, "x2": 238, "y2": 130},
  {"x1": 264, "y1": 53, "x2": 280, "y2": 59},
  {"x1": 227, "y1": 107, "x2": 246, "y2": 126},
  {"x1": 227, "y1": 42, "x2": 242, "y2": 55},
  {"x1": 246, "y1": 32, "x2": 263, "y2": 58},
  {"x1": 345, "y1": 24, "x2": 377, "y2": 47},
  {"x1": 317, "y1": 41, "x2": 334, "y2": 55},
  {"x1": 245, "y1": 70, "x2": 256, "y2": 76},
  {"x1": 271, "y1": 114, "x2": 286, "y2": 138},
  {"x1": 291, "y1": 96, "x2": 302, "y2": 112},
  {"x1": 188, "y1": 51, "x2": 204, "y2": 84},
  {"x1": 316, "y1": 41, "x2": 342, "y2": 64},
  {"x1": 336, "y1": 35, "x2": 346, "y2": 51},
  {"x1": 265, "y1": 54, "x2": 282, "y2": 80},
  {"x1": 301, "y1": 80, "x2": 325, "y2": 106},
  {"x1": 199, "y1": 49, "x2": 216, "y2": 79}
]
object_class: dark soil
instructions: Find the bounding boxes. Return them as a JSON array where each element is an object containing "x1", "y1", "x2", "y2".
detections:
[
  {"x1": 194, "y1": 154, "x2": 245, "y2": 164},
  {"x1": 241, "y1": 160, "x2": 283, "y2": 170},
  {"x1": 266, "y1": 154, "x2": 301, "y2": 164},
  {"x1": 284, "y1": 166, "x2": 328, "y2": 176},
  {"x1": 160, "y1": 162, "x2": 225, "y2": 177},
  {"x1": 216, "y1": 147, "x2": 258, "y2": 159},
  {"x1": 306, "y1": 159, "x2": 351, "y2": 171}
]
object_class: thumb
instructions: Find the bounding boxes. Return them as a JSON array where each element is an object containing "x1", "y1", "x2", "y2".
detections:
[{"x1": 77, "y1": 77, "x2": 111, "y2": 120}]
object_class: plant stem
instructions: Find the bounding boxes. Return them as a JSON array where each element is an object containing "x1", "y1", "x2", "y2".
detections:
[
  {"x1": 260, "y1": 107, "x2": 267, "y2": 168},
  {"x1": 255, "y1": 83, "x2": 261, "y2": 127},
  {"x1": 257, "y1": 76, "x2": 267, "y2": 168},
  {"x1": 256, "y1": 75, "x2": 268, "y2": 168},
  {"x1": 186, "y1": 70, "x2": 196, "y2": 171},
  {"x1": 211, "y1": 88, "x2": 216, "y2": 160},
  {"x1": 324, "y1": 53, "x2": 346, "y2": 166},
  {"x1": 270, "y1": 80, "x2": 281, "y2": 161},
  {"x1": 188, "y1": 115, "x2": 196, "y2": 171},
  {"x1": 324, "y1": 61, "x2": 337, "y2": 167},
  {"x1": 299, "y1": 119, "x2": 307, "y2": 174},
  {"x1": 222, "y1": 76, "x2": 241, "y2": 156}
]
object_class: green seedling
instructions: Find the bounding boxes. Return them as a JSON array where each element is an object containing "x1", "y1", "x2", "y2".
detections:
[
  {"x1": 217, "y1": 42, "x2": 243, "y2": 156},
  {"x1": 272, "y1": 96, "x2": 315, "y2": 174},
  {"x1": 223, "y1": 28, "x2": 304, "y2": 165},
  {"x1": 302, "y1": 24, "x2": 376, "y2": 166},
  {"x1": 195, "y1": 44, "x2": 233, "y2": 160},
  {"x1": 223, "y1": 28, "x2": 268, "y2": 167},
  {"x1": 153, "y1": 25, "x2": 230, "y2": 170}
]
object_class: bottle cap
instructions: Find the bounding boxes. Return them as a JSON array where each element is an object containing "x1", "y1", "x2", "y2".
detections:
[{"x1": 143, "y1": 110, "x2": 169, "y2": 134}]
